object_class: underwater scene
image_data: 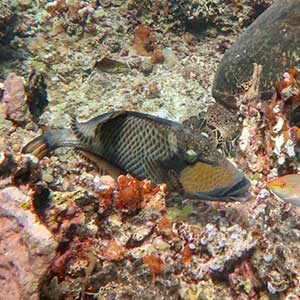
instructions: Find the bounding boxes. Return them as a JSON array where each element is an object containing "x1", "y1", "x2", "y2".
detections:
[{"x1": 1, "y1": 0, "x2": 300, "y2": 299}]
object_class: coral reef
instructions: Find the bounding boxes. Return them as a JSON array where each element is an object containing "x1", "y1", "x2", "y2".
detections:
[
  {"x1": 127, "y1": 0, "x2": 273, "y2": 34},
  {"x1": 237, "y1": 64, "x2": 300, "y2": 177},
  {"x1": 3, "y1": 0, "x2": 300, "y2": 299},
  {"x1": 2, "y1": 71, "x2": 48, "y2": 125}
]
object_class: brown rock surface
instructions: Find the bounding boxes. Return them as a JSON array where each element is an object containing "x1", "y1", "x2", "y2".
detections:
[
  {"x1": 3, "y1": 73, "x2": 28, "y2": 124},
  {"x1": 213, "y1": 0, "x2": 300, "y2": 107},
  {"x1": 0, "y1": 187, "x2": 57, "y2": 300}
]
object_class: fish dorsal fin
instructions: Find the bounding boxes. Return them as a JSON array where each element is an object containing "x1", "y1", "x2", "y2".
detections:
[
  {"x1": 69, "y1": 112, "x2": 120, "y2": 146},
  {"x1": 92, "y1": 111, "x2": 128, "y2": 133},
  {"x1": 72, "y1": 111, "x2": 180, "y2": 144},
  {"x1": 74, "y1": 148, "x2": 123, "y2": 179},
  {"x1": 91, "y1": 110, "x2": 181, "y2": 148},
  {"x1": 93, "y1": 110, "x2": 180, "y2": 131},
  {"x1": 70, "y1": 113, "x2": 86, "y2": 143}
]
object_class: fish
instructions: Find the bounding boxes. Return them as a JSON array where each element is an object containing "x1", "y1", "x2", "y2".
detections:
[
  {"x1": 266, "y1": 174, "x2": 300, "y2": 207},
  {"x1": 22, "y1": 110, "x2": 250, "y2": 202}
]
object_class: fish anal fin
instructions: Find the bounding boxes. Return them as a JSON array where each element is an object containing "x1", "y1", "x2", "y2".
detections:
[{"x1": 74, "y1": 149, "x2": 123, "y2": 179}]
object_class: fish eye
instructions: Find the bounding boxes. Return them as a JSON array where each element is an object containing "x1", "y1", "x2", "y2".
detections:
[{"x1": 185, "y1": 149, "x2": 198, "y2": 163}]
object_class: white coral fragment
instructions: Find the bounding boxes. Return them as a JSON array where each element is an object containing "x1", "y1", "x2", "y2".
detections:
[
  {"x1": 273, "y1": 117, "x2": 284, "y2": 133},
  {"x1": 273, "y1": 134, "x2": 285, "y2": 155},
  {"x1": 286, "y1": 140, "x2": 296, "y2": 157}
]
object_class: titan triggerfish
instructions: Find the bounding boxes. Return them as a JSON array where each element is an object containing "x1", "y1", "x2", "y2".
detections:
[{"x1": 22, "y1": 110, "x2": 250, "y2": 202}]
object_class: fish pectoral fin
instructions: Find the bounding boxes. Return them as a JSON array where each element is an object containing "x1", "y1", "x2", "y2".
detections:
[{"x1": 74, "y1": 149, "x2": 123, "y2": 179}]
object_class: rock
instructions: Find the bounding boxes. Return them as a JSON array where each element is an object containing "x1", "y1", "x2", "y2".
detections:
[
  {"x1": 3, "y1": 73, "x2": 28, "y2": 125},
  {"x1": 140, "y1": 58, "x2": 154, "y2": 75},
  {"x1": 145, "y1": 83, "x2": 160, "y2": 99},
  {"x1": 0, "y1": 187, "x2": 57, "y2": 300},
  {"x1": 26, "y1": 70, "x2": 48, "y2": 123},
  {"x1": 162, "y1": 48, "x2": 179, "y2": 70},
  {"x1": 0, "y1": 0, "x2": 17, "y2": 43},
  {"x1": 126, "y1": 226, "x2": 153, "y2": 248},
  {"x1": 213, "y1": 0, "x2": 300, "y2": 107},
  {"x1": 0, "y1": 151, "x2": 16, "y2": 178},
  {"x1": 13, "y1": 154, "x2": 42, "y2": 185}
]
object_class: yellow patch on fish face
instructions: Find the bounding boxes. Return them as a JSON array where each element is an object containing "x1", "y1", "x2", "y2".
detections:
[{"x1": 179, "y1": 161, "x2": 237, "y2": 193}]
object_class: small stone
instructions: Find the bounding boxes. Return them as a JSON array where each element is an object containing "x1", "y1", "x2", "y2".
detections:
[
  {"x1": 145, "y1": 83, "x2": 160, "y2": 99},
  {"x1": 206, "y1": 223, "x2": 215, "y2": 232},
  {"x1": 140, "y1": 58, "x2": 154, "y2": 75},
  {"x1": 209, "y1": 260, "x2": 223, "y2": 271},
  {"x1": 43, "y1": 172, "x2": 54, "y2": 183},
  {"x1": 0, "y1": 152, "x2": 16, "y2": 178},
  {"x1": 162, "y1": 48, "x2": 179, "y2": 70},
  {"x1": 263, "y1": 254, "x2": 273, "y2": 263},
  {"x1": 153, "y1": 237, "x2": 170, "y2": 251},
  {"x1": 200, "y1": 238, "x2": 208, "y2": 246},
  {"x1": 267, "y1": 282, "x2": 277, "y2": 295},
  {"x1": 94, "y1": 175, "x2": 116, "y2": 191},
  {"x1": 13, "y1": 154, "x2": 42, "y2": 185},
  {"x1": 126, "y1": 226, "x2": 153, "y2": 248}
]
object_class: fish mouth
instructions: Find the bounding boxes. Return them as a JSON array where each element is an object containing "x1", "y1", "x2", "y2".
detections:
[
  {"x1": 193, "y1": 176, "x2": 251, "y2": 202},
  {"x1": 224, "y1": 176, "x2": 251, "y2": 202}
]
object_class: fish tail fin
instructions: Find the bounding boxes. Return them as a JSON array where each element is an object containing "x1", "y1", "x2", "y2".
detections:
[{"x1": 22, "y1": 129, "x2": 78, "y2": 159}]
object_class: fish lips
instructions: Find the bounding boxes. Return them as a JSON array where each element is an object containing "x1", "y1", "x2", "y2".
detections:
[{"x1": 193, "y1": 176, "x2": 251, "y2": 202}]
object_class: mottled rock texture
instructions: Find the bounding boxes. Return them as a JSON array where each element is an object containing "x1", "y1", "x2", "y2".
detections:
[
  {"x1": 0, "y1": 187, "x2": 57, "y2": 300},
  {"x1": 3, "y1": 73, "x2": 28, "y2": 124},
  {"x1": 213, "y1": 0, "x2": 300, "y2": 107},
  {"x1": 0, "y1": 0, "x2": 17, "y2": 42}
]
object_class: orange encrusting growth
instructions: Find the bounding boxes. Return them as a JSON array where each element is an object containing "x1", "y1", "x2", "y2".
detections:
[{"x1": 143, "y1": 255, "x2": 164, "y2": 278}]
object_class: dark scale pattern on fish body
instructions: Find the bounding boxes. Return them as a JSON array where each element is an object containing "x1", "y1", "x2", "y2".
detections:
[
  {"x1": 90, "y1": 115, "x2": 176, "y2": 184},
  {"x1": 102, "y1": 118, "x2": 175, "y2": 183}
]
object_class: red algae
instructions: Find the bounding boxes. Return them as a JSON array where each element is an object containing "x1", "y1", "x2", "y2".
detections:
[
  {"x1": 132, "y1": 26, "x2": 164, "y2": 64},
  {"x1": 114, "y1": 175, "x2": 143, "y2": 213},
  {"x1": 143, "y1": 255, "x2": 164, "y2": 278}
]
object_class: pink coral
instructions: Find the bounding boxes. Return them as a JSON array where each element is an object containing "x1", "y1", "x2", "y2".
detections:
[{"x1": 3, "y1": 73, "x2": 28, "y2": 124}]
